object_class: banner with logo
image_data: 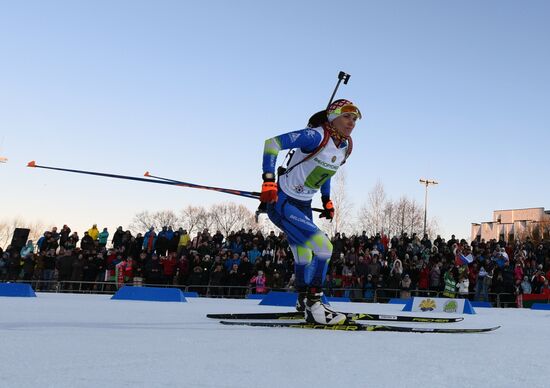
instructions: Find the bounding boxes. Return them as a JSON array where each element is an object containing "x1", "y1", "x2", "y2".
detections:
[{"x1": 402, "y1": 297, "x2": 475, "y2": 314}]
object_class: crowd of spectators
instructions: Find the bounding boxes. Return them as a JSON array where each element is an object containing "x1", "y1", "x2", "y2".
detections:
[{"x1": 1, "y1": 223, "x2": 549, "y2": 306}]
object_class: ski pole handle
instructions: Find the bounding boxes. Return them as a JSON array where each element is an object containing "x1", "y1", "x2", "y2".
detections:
[{"x1": 327, "y1": 71, "x2": 351, "y2": 109}]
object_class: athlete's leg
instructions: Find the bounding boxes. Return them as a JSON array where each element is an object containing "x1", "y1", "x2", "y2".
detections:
[
  {"x1": 288, "y1": 237, "x2": 332, "y2": 313},
  {"x1": 267, "y1": 195, "x2": 345, "y2": 324},
  {"x1": 268, "y1": 192, "x2": 332, "y2": 288}
]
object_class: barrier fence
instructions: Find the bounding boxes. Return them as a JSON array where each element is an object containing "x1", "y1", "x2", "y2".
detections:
[{"x1": 2, "y1": 279, "x2": 549, "y2": 308}]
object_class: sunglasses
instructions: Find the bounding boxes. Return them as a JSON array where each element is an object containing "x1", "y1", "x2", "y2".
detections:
[{"x1": 335, "y1": 104, "x2": 362, "y2": 119}]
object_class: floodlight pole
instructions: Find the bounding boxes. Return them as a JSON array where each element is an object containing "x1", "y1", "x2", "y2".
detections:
[{"x1": 419, "y1": 178, "x2": 438, "y2": 236}]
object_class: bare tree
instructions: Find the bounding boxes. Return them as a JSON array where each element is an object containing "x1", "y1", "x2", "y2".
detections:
[
  {"x1": 180, "y1": 205, "x2": 213, "y2": 234},
  {"x1": 28, "y1": 220, "x2": 47, "y2": 243},
  {"x1": 0, "y1": 218, "x2": 21, "y2": 249},
  {"x1": 394, "y1": 196, "x2": 424, "y2": 237},
  {"x1": 0, "y1": 218, "x2": 46, "y2": 249},
  {"x1": 320, "y1": 169, "x2": 354, "y2": 236},
  {"x1": 395, "y1": 196, "x2": 407, "y2": 236},
  {"x1": 382, "y1": 201, "x2": 396, "y2": 237},
  {"x1": 129, "y1": 210, "x2": 179, "y2": 234},
  {"x1": 210, "y1": 203, "x2": 256, "y2": 236},
  {"x1": 357, "y1": 180, "x2": 387, "y2": 235},
  {"x1": 255, "y1": 216, "x2": 278, "y2": 236},
  {"x1": 425, "y1": 217, "x2": 440, "y2": 240}
]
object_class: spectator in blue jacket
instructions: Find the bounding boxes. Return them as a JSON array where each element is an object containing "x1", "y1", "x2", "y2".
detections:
[
  {"x1": 224, "y1": 252, "x2": 241, "y2": 272},
  {"x1": 98, "y1": 228, "x2": 109, "y2": 248},
  {"x1": 247, "y1": 245, "x2": 261, "y2": 264},
  {"x1": 142, "y1": 227, "x2": 157, "y2": 254},
  {"x1": 20, "y1": 240, "x2": 34, "y2": 258}
]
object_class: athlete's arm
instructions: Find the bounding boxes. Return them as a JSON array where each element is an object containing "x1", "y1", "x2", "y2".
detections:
[
  {"x1": 262, "y1": 128, "x2": 323, "y2": 174},
  {"x1": 320, "y1": 177, "x2": 331, "y2": 198}
]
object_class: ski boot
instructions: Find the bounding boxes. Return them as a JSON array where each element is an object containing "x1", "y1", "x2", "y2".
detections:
[
  {"x1": 304, "y1": 288, "x2": 348, "y2": 325},
  {"x1": 295, "y1": 290, "x2": 307, "y2": 312}
]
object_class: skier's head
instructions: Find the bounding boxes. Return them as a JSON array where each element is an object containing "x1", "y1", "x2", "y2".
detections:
[
  {"x1": 328, "y1": 99, "x2": 361, "y2": 137},
  {"x1": 307, "y1": 99, "x2": 361, "y2": 140},
  {"x1": 326, "y1": 99, "x2": 362, "y2": 122}
]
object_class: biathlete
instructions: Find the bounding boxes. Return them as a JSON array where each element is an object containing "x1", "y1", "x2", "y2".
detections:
[{"x1": 259, "y1": 99, "x2": 362, "y2": 325}]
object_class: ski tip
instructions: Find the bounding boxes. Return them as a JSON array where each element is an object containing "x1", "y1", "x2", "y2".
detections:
[
  {"x1": 27, "y1": 160, "x2": 36, "y2": 168},
  {"x1": 144, "y1": 171, "x2": 150, "y2": 177},
  {"x1": 466, "y1": 325, "x2": 501, "y2": 333}
]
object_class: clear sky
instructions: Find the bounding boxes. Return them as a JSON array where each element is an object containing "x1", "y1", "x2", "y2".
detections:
[{"x1": 1, "y1": 0, "x2": 549, "y2": 241}]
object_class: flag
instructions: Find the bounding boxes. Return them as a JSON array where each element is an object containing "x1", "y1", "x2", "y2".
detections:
[{"x1": 455, "y1": 253, "x2": 473, "y2": 266}]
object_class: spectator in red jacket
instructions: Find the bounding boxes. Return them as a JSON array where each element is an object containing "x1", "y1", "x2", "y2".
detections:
[
  {"x1": 531, "y1": 266, "x2": 546, "y2": 293},
  {"x1": 176, "y1": 255, "x2": 190, "y2": 285},
  {"x1": 161, "y1": 253, "x2": 178, "y2": 284},
  {"x1": 418, "y1": 263, "x2": 430, "y2": 290},
  {"x1": 123, "y1": 257, "x2": 134, "y2": 281}
]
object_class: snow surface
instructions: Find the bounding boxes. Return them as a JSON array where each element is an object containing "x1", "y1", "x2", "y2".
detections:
[{"x1": 1, "y1": 293, "x2": 549, "y2": 388}]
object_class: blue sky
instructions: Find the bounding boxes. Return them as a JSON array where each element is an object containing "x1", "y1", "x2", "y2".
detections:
[{"x1": 1, "y1": 0, "x2": 549, "y2": 240}]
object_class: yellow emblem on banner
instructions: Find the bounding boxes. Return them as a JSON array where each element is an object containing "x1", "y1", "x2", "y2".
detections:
[{"x1": 419, "y1": 298, "x2": 436, "y2": 311}]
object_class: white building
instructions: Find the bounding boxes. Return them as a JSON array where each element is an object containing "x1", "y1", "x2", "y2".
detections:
[{"x1": 471, "y1": 207, "x2": 550, "y2": 242}]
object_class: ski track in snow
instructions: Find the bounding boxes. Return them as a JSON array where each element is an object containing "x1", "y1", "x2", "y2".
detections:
[{"x1": 0, "y1": 293, "x2": 548, "y2": 388}]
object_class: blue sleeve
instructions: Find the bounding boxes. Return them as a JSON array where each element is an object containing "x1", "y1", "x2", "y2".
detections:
[
  {"x1": 320, "y1": 177, "x2": 331, "y2": 198},
  {"x1": 262, "y1": 128, "x2": 323, "y2": 174}
]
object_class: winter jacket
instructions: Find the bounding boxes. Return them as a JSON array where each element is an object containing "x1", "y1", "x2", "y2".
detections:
[
  {"x1": 225, "y1": 271, "x2": 241, "y2": 287},
  {"x1": 88, "y1": 227, "x2": 99, "y2": 241},
  {"x1": 209, "y1": 270, "x2": 224, "y2": 286},
  {"x1": 520, "y1": 280, "x2": 532, "y2": 294},
  {"x1": 112, "y1": 229, "x2": 124, "y2": 248},
  {"x1": 247, "y1": 248, "x2": 261, "y2": 264},
  {"x1": 56, "y1": 254, "x2": 75, "y2": 280},
  {"x1": 178, "y1": 234, "x2": 190, "y2": 247},
  {"x1": 20, "y1": 243, "x2": 34, "y2": 258},
  {"x1": 82, "y1": 258, "x2": 99, "y2": 281},
  {"x1": 144, "y1": 258, "x2": 163, "y2": 283},
  {"x1": 98, "y1": 231, "x2": 109, "y2": 245},
  {"x1": 71, "y1": 258, "x2": 84, "y2": 281},
  {"x1": 457, "y1": 279, "x2": 470, "y2": 295},
  {"x1": 250, "y1": 274, "x2": 267, "y2": 294},
  {"x1": 142, "y1": 231, "x2": 157, "y2": 252},
  {"x1": 363, "y1": 281, "x2": 375, "y2": 300},
  {"x1": 418, "y1": 267, "x2": 430, "y2": 289},
  {"x1": 80, "y1": 235, "x2": 95, "y2": 251},
  {"x1": 367, "y1": 261, "x2": 381, "y2": 278},
  {"x1": 37, "y1": 236, "x2": 47, "y2": 252},
  {"x1": 443, "y1": 271, "x2": 456, "y2": 298},
  {"x1": 513, "y1": 266, "x2": 524, "y2": 282},
  {"x1": 22, "y1": 256, "x2": 35, "y2": 276},
  {"x1": 225, "y1": 257, "x2": 241, "y2": 272},
  {"x1": 400, "y1": 277, "x2": 412, "y2": 299},
  {"x1": 238, "y1": 261, "x2": 253, "y2": 283},
  {"x1": 161, "y1": 257, "x2": 177, "y2": 277},
  {"x1": 165, "y1": 229, "x2": 174, "y2": 241}
]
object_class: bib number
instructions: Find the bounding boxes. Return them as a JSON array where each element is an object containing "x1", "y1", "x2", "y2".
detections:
[{"x1": 304, "y1": 166, "x2": 336, "y2": 189}]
